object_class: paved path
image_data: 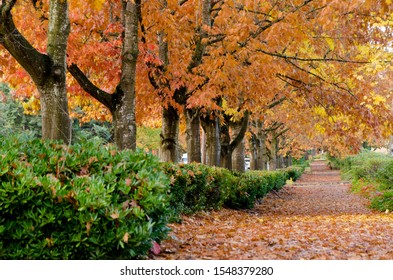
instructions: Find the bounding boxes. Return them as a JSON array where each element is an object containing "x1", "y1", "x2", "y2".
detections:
[{"x1": 155, "y1": 161, "x2": 393, "y2": 259}]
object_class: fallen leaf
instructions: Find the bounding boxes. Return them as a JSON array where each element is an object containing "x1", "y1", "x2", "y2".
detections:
[{"x1": 151, "y1": 241, "x2": 161, "y2": 255}]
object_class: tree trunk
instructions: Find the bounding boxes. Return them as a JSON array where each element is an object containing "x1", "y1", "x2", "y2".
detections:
[
  {"x1": 113, "y1": 0, "x2": 139, "y2": 150},
  {"x1": 39, "y1": 81, "x2": 70, "y2": 142},
  {"x1": 219, "y1": 111, "x2": 249, "y2": 170},
  {"x1": 231, "y1": 121, "x2": 246, "y2": 172},
  {"x1": 249, "y1": 134, "x2": 258, "y2": 170},
  {"x1": 182, "y1": 0, "x2": 210, "y2": 163},
  {"x1": 201, "y1": 128, "x2": 207, "y2": 164},
  {"x1": 1, "y1": 0, "x2": 71, "y2": 143},
  {"x1": 256, "y1": 120, "x2": 268, "y2": 170},
  {"x1": 185, "y1": 108, "x2": 201, "y2": 163},
  {"x1": 231, "y1": 120, "x2": 248, "y2": 172},
  {"x1": 389, "y1": 136, "x2": 393, "y2": 155},
  {"x1": 160, "y1": 105, "x2": 180, "y2": 162},
  {"x1": 201, "y1": 116, "x2": 221, "y2": 166},
  {"x1": 220, "y1": 122, "x2": 232, "y2": 170},
  {"x1": 270, "y1": 133, "x2": 278, "y2": 170}
]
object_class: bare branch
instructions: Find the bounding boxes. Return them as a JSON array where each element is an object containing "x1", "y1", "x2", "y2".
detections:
[{"x1": 258, "y1": 49, "x2": 369, "y2": 64}]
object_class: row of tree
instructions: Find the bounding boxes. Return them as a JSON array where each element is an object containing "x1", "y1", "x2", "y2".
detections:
[{"x1": 1, "y1": 0, "x2": 393, "y2": 171}]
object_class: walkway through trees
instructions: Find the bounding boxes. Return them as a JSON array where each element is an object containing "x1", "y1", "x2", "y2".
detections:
[{"x1": 154, "y1": 160, "x2": 393, "y2": 260}]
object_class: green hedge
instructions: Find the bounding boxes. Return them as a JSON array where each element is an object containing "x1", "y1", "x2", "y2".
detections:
[
  {"x1": 163, "y1": 163, "x2": 235, "y2": 214},
  {"x1": 165, "y1": 163, "x2": 300, "y2": 212},
  {"x1": 327, "y1": 151, "x2": 393, "y2": 211},
  {"x1": 0, "y1": 134, "x2": 306, "y2": 259},
  {"x1": 285, "y1": 166, "x2": 305, "y2": 181},
  {"x1": 0, "y1": 135, "x2": 172, "y2": 259}
]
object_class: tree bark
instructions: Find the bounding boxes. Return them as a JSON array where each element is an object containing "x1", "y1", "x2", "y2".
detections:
[
  {"x1": 231, "y1": 120, "x2": 246, "y2": 172},
  {"x1": 1, "y1": 0, "x2": 71, "y2": 143},
  {"x1": 201, "y1": 115, "x2": 221, "y2": 166},
  {"x1": 270, "y1": 133, "x2": 278, "y2": 170},
  {"x1": 115, "y1": 0, "x2": 139, "y2": 150},
  {"x1": 220, "y1": 121, "x2": 232, "y2": 170},
  {"x1": 160, "y1": 105, "x2": 180, "y2": 162},
  {"x1": 185, "y1": 108, "x2": 201, "y2": 163},
  {"x1": 220, "y1": 112, "x2": 249, "y2": 170},
  {"x1": 256, "y1": 120, "x2": 268, "y2": 170},
  {"x1": 201, "y1": 128, "x2": 206, "y2": 164},
  {"x1": 249, "y1": 133, "x2": 258, "y2": 170}
]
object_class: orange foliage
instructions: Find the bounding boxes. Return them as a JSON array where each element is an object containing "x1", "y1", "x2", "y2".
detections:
[{"x1": 1, "y1": 0, "x2": 393, "y2": 155}]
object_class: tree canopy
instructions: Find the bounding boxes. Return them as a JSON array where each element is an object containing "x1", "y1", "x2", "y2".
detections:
[{"x1": 1, "y1": 0, "x2": 393, "y2": 166}]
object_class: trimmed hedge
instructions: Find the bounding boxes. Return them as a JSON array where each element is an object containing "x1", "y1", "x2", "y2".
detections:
[
  {"x1": 165, "y1": 163, "x2": 302, "y2": 212},
  {"x1": 163, "y1": 163, "x2": 240, "y2": 214},
  {"x1": 0, "y1": 134, "x2": 305, "y2": 259},
  {"x1": 0, "y1": 135, "x2": 172, "y2": 259}
]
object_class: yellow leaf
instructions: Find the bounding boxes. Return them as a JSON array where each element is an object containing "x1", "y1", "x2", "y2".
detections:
[
  {"x1": 92, "y1": 0, "x2": 105, "y2": 10},
  {"x1": 325, "y1": 37, "x2": 335, "y2": 51}
]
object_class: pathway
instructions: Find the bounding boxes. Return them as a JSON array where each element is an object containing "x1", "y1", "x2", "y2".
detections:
[{"x1": 154, "y1": 160, "x2": 393, "y2": 259}]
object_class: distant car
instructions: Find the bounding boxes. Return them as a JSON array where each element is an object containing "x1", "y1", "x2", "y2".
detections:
[
  {"x1": 245, "y1": 157, "x2": 250, "y2": 170},
  {"x1": 181, "y1": 153, "x2": 188, "y2": 163}
]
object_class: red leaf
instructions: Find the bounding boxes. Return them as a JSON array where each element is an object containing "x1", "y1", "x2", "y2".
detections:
[{"x1": 151, "y1": 241, "x2": 161, "y2": 255}]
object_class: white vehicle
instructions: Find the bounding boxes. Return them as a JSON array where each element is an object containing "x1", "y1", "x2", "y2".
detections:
[
  {"x1": 245, "y1": 157, "x2": 250, "y2": 170},
  {"x1": 181, "y1": 153, "x2": 188, "y2": 163}
]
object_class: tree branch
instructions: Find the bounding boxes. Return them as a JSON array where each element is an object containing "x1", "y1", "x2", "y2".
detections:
[
  {"x1": 275, "y1": 127, "x2": 290, "y2": 139},
  {"x1": 257, "y1": 49, "x2": 369, "y2": 64},
  {"x1": 236, "y1": 0, "x2": 314, "y2": 48},
  {"x1": 179, "y1": 0, "x2": 189, "y2": 6},
  {"x1": 67, "y1": 63, "x2": 116, "y2": 112},
  {"x1": 1, "y1": 0, "x2": 50, "y2": 85},
  {"x1": 229, "y1": 111, "x2": 250, "y2": 152},
  {"x1": 267, "y1": 96, "x2": 286, "y2": 109}
]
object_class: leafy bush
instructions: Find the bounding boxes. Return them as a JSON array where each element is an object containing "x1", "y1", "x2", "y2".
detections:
[
  {"x1": 0, "y1": 83, "x2": 42, "y2": 138},
  {"x1": 163, "y1": 162, "x2": 299, "y2": 212},
  {"x1": 328, "y1": 151, "x2": 393, "y2": 211},
  {"x1": 163, "y1": 163, "x2": 235, "y2": 214},
  {"x1": 284, "y1": 166, "x2": 304, "y2": 181},
  {"x1": 370, "y1": 190, "x2": 393, "y2": 212},
  {"x1": 225, "y1": 171, "x2": 270, "y2": 209},
  {"x1": 375, "y1": 160, "x2": 393, "y2": 190},
  {"x1": 0, "y1": 134, "x2": 171, "y2": 259}
]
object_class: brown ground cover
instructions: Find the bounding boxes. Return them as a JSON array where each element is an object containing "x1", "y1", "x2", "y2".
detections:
[{"x1": 153, "y1": 160, "x2": 393, "y2": 260}]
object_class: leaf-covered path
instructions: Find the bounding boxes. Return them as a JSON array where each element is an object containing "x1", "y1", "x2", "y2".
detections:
[{"x1": 154, "y1": 160, "x2": 393, "y2": 260}]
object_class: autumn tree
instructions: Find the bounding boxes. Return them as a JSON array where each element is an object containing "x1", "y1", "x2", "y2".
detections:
[
  {"x1": 137, "y1": 0, "x2": 214, "y2": 162},
  {"x1": 0, "y1": 0, "x2": 71, "y2": 143},
  {"x1": 67, "y1": 0, "x2": 139, "y2": 150},
  {"x1": 3, "y1": 0, "x2": 392, "y2": 165}
]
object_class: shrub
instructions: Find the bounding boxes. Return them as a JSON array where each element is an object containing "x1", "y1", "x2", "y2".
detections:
[
  {"x1": 224, "y1": 169, "x2": 292, "y2": 209},
  {"x1": 163, "y1": 163, "x2": 235, "y2": 214},
  {"x1": 285, "y1": 166, "x2": 304, "y2": 181},
  {"x1": 375, "y1": 160, "x2": 393, "y2": 190},
  {"x1": 370, "y1": 190, "x2": 393, "y2": 212},
  {"x1": 163, "y1": 162, "x2": 300, "y2": 211},
  {"x1": 328, "y1": 150, "x2": 393, "y2": 212},
  {"x1": 0, "y1": 135, "x2": 171, "y2": 259},
  {"x1": 225, "y1": 171, "x2": 269, "y2": 209},
  {"x1": 0, "y1": 84, "x2": 42, "y2": 138}
]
